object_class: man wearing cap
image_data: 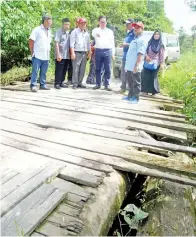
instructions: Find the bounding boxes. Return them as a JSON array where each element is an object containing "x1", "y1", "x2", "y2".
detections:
[
  {"x1": 70, "y1": 17, "x2": 91, "y2": 89},
  {"x1": 29, "y1": 15, "x2": 52, "y2": 92},
  {"x1": 123, "y1": 22, "x2": 146, "y2": 104},
  {"x1": 54, "y1": 18, "x2": 71, "y2": 89},
  {"x1": 119, "y1": 18, "x2": 135, "y2": 93},
  {"x1": 92, "y1": 16, "x2": 115, "y2": 91}
]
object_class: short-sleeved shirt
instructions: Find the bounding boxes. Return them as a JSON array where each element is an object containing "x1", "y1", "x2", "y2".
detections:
[
  {"x1": 29, "y1": 24, "x2": 52, "y2": 60},
  {"x1": 125, "y1": 33, "x2": 147, "y2": 72},
  {"x1": 54, "y1": 28, "x2": 70, "y2": 59},
  {"x1": 70, "y1": 28, "x2": 90, "y2": 52},
  {"x1": 123, "y1": 29, "x2": 135, "y2": 61}
]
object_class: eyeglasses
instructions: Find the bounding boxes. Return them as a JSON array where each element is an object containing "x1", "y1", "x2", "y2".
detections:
[{"x1": 100, "y1": 21, "x2": 106, "y2": 23}]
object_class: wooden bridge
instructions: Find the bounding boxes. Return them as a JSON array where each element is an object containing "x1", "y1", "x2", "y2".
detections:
[{"x1": 1, "y1": 82, "x2": 196, "y2": 236}]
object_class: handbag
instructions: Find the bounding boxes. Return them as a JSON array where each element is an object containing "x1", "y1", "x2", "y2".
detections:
[{"x1": 144, "y1": 60, "x2": 158, "y2": 70}]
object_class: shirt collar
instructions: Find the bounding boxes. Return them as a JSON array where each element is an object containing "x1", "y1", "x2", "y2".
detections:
[
  {"x1": 41, "y1": 24, "x2": 49, "y2": 30},
  {"x1": 77, "y1": 27, "x2": 86, "y2": 32}
]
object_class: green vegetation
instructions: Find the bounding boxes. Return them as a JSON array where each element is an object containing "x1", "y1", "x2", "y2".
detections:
[
  {"x1": 160, "y1": 52, "x2": 196, "y2": 124},
  {"x1": 1, "y1": 0, "x2": 173, "y2": 73}
]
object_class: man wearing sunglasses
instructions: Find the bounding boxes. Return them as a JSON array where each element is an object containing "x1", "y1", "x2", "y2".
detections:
[{"x1": 92, "y1": 16, "x2": 115, "y2": 91}]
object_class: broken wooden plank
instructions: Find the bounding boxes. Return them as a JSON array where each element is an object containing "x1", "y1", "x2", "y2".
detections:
[
  {"x1": 58, "y1": 166, "x2": 105, "y2": 187},
  {"x1": 1, "y1": 153, "x2": 65, "y2": 217},
  {"x1": 2, "y1": 97, "x2": 194, "y2": 133},
  {"x1": 1, "y1": 183, "x2": 66, "y2": 236}
]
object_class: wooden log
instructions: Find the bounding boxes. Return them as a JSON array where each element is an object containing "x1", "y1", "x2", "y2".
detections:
[
  {"x1": 137, "y1": 179, "x2": 196, "y2": 236},
  {"x1": 2, "y1": 96, "x2": 193, "y2": 133}
]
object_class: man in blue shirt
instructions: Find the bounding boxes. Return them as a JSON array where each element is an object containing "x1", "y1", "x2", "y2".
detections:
[
  {"x1": 123, "y1": 22, "x2": 146, "y2": 104},
  {"x1": 119, "y1": 18, "x2": 135, "y2": 93}
]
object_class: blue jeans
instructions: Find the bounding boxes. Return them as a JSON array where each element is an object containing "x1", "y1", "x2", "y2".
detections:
[
  {"x1": 30, "y1": 57, "x2": 49, "y2": 88},
  {"x1": 95, "y1": 49, "x2": 112, "y2": 87}
]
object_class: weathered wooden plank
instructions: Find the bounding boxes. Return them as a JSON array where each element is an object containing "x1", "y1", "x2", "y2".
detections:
[
  {"x1": 2, "y1": 117, "x2": 196, "y2": 155},
  {"x1": 0, "y1": 107, "x2": 188, "y2": 142},
  {"x1": 1, "y1": 169, "x2": 19, "y2": 185},
  {"x1": 36, "y1": 221, "x2": 70, "y2": 236},
  {"x1": 2, "y1": 130, "x2": 195, "y2": 179},
  {"x1": 2, "y1": 97, "x2": 194, "y2": 133},
  {"x1": 58, "y1": 166, "x2": 105, "y2": 187},
  {"x1": 2, "y1": 89, "x2": 186, "y2": 117},
  {"x1": 1, "y1": 133, "x2": 113, "y2": 174},
  {"x1": 51, "y1": 178, "x2": 91, "y2": 199},
  {"x1": 31, "y1": 232, "x2": 45, "y2": 236},
  {"x1": 1, "y1": 92, "x2": 185, "y2": 122},
  {"x1": 1, "y1": 183, "x2": 66, "y2": 236},
  {"x1": 1, "y1": 122, "x2": 196, "y2": 186},
  {"x1": 46, "y1": 211, "x2": 84, "y2": 232},
  {"x1": 1, "y1": 153, "x2": 65, "y2": 217}
]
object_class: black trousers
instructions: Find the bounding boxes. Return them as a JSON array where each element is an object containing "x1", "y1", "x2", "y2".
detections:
[
  {"x1": 67, "y1": 59, "x2": 72, "y2": 82},
  {"x1": 127, "y1": 71, "x2": 141, "y2": 100},
  {"x1": 54, "y1": 59, "x2": 69, "y2": 85}
]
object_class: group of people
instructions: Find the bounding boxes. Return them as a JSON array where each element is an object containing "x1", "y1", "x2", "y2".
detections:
[
  {"x1": 29, "y1": 15, "x2": 115, "y2": 92},
  {"x1": 29, "y1": 14, "x2": 164, "y2": 104}
]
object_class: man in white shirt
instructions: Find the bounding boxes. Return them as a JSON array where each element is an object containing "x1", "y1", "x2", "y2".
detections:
[
  {"x1": 29, "y1": 15, "x2": 52, "y2": 92},
  {"x1": 92, "y1": 16, "x2": 115, "y2": 91}
]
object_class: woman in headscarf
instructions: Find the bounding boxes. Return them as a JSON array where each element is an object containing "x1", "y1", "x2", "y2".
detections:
[{"x1": 141, "y1": 30, "x2": 164, "y2": 95}]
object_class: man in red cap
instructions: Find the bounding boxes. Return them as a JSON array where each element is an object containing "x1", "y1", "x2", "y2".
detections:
[
  {"x1": 70, "y1": 17, "x2": 91, "y2": 89},
  {"x1": 123, "y1": 21, "x2": 146, "y2": 104}
]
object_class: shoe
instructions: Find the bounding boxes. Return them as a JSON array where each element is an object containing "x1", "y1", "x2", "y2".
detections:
[
  {"x1": 73, "y1": 86, "x2": 77, "y2": 90},
  {"x1": 40, "y1": 86, "x2": 50, "y2": 90},
  {"x1": 54, "y1": 84, "x2": 61, "y2": 89},
  {"x1": 66, "y1": 80, "x2": 72, "y2": 85},
  {"x1": 30, "y1": 86, "x2": 37, "y2": 92},
  {"x1": 122, "y1": 96, "x2": 131, "y2": 101},
  {"x1": 130, "y1": 97, "x2": 139, "y2": 104},
  {"x1": 78, "y1": 84, "x2": 86, "y2": 88},
  {"x1": 86, "y1": 81, "x2": 91, "y2": 84},
  {"x1": 93, "y1": 85, "x2": 101, "y2": 90},
  {"x1": 104, "y1": 86, "x2": 112, "y2": 91},
  {"x1": 60, "y1": 83, "x2": 68, "y2": 88}
]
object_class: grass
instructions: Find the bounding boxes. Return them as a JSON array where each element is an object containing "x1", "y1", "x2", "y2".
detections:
[
  {"x1": 159, "y1": 51, "x2": 196, "y2": 125},
  {"x1": 1, "y1": 66, "x2": 31, "y2": 86}
]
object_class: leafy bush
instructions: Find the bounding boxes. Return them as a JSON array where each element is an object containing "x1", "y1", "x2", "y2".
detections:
[
  {"x1": 0, "y1": 66, "x2": 30, "y2": 86},
  {"x1": 159, "y1": 52, "x2": 196, "y2": 124}
]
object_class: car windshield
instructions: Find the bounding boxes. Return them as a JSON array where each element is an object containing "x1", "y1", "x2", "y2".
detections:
[{"x1": 167, "y1": 36, "x2": 178, "y2": 47}]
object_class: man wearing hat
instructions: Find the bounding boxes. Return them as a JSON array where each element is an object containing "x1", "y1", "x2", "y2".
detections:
[
  {"x1": 70, "y1": 17, "x2": 91, "y2": 89},
  {"x1": 54, "y1": 18, "x2": 71, "y2": 89},
  {"x1": 123, "y1": 22, "x2": 146, "y2": 104},
  {"x1": 119, "y1": 18, "x2": 135, "y2": 93},
  {"x1": 29, "y1": 15, "x2": 52, "y2": 92}
]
